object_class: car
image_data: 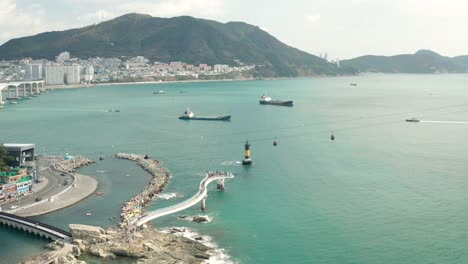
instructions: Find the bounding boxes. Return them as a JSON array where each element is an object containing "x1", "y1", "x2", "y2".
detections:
[
  {"x1": 35, "y1": 197, "x2": 42, "y2": 202},
  {"x1": 60, "y1": 173, "x2": 66, "y2": 176},
  {"x1": 9, "y1": 205, "x2": 18, "y2": 209}
]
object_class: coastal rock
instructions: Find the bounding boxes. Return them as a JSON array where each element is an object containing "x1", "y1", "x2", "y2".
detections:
[
  {"x1": 192, "y1": 215, "x2": 209, "y2": 223},
  {"x1": 69, "y1": 224, "x2": 105, "y2": 240},
  {"x1": 90, "y1": 249, "x2": 116, "y2": 259},
  {"x1": 71, "y1": 246, "x2": 81, "y2": 257}
]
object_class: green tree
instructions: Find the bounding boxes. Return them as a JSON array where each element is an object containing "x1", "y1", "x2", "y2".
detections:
[{"x1": 0, "y1": 145, "x2": 14, "y2": 171}]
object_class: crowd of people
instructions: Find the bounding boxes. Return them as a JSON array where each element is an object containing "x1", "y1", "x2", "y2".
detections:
[{"x1": 115, "y1": 153, "x2": 171, "y2": 228}]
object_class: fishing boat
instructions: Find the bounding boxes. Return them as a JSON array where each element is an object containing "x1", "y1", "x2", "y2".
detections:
[
  {"x1": 153, "y1": 91, "x2": 165, "y2": 94},
  {"x1": 406, "y1": 118, "x2": 420, "y2": 122},
  {"x1": 179, "y1": 108, "x2": 231, "y2": 121},
  {"x1": 259, "y1": 95, "x2": 293, "y2": 106}
]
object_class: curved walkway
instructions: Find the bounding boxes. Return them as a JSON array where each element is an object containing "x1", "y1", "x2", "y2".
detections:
[{"x1": 134, "y1": 172, "x2": 234, "y2": 226}]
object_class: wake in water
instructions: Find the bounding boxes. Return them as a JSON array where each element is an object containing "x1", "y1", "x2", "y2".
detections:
[
  {"x1": 420, "y1": 120, "x2": 468, "y2": 124},
  {"x1": 95, "y1": 170, "x2": 107, "y2": 173},
  {"x1": 157, "y1": 192, "x2": 181, "y2": 200},
  {"x1": 220, "y1": 161, "x2": 240, "y2": 166},
  {"x1": 161, "y1": 227, "x2": 237, "y2": 264}
]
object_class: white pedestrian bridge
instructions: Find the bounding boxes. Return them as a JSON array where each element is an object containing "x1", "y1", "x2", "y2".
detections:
[{"x1": 134, "y1": 171, "x2": 234, "y2": 227}]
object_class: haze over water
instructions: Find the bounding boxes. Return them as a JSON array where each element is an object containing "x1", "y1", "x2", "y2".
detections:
[{"x1": 2, "y1": 74, "x2": 468, "y2": 263}]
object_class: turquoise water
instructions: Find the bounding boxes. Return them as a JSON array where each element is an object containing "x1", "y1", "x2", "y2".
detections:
[{"x1": 2, "y1": 75, "x2": 468, "y2": 263}]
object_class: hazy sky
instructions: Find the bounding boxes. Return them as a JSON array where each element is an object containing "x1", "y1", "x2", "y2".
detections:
[{"x1": 2, "y1": 0, "x2": 468, "y2": 59}]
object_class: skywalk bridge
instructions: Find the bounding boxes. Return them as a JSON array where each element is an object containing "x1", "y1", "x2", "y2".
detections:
[
  {"x1": 134, "y1": 171, "x2": 234, "y2": 227},
  {"x1": 0, "y1": 212, "x2": 72, "y2": 241}
]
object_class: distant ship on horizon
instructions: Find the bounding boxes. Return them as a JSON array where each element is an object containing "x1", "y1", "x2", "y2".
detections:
[{"x1": 259, "y1": 95, "x2": 293, "y2": 106}]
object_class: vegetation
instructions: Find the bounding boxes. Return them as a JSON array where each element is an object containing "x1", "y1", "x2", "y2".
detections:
[
  {"x1": 0, "y1": 13, "x2": 355, "y2": 77},
  {"x1": 0, "y1": 145, "x2": 14, "y2": 171},
  {"x1": 340, "y1": 49, "x2": 468, "y2": 73}
]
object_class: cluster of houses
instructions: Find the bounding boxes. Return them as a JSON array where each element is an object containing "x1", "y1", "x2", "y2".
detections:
[
  {"x1": 0, "y1": 167, "x2": 33, "y2": 202},
  {"x1": 0, "y1": 143, "x2": 36, "y2": 202}
]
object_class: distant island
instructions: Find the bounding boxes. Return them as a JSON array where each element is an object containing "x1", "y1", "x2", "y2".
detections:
[
  {"x1": 0, "y1": 13, "x2": 355, "y2": 78},
  {"x1": 341, "y1": 49, "x2": 468, "y2": 74}
]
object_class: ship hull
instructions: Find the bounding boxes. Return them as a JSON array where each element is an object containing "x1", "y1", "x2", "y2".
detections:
[
  {"x1": 259, "y1": 100, "x2": 293, "y2": 106},
  {"x1": 179, "y1": 115, "x2": 231, "y2": 121}
]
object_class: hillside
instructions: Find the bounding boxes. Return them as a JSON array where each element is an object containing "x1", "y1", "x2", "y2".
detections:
[
  {"x1": 341, "y1": 50, "x2": 468, "y2": 73},
  {"x1": 0, "y1": 13, "x2": 354, "y2": 77}
]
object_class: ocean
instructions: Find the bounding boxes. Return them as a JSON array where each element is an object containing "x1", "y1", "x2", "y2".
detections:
[{"x1": 1, "y1": 74, "x2": 468, "y2": 264}]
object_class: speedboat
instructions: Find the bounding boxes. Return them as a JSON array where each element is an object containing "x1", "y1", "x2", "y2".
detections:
[
  {"x1": 406, "y1": 118, "x2": 420, "y2": 122},
  {"x1": 153, "y1": 91, "x2": 165, "y2": 94}
]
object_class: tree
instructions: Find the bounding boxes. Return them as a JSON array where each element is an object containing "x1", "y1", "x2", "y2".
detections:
[{"x1": 0, "y1": 145, "x2": 14, "y2": 171}]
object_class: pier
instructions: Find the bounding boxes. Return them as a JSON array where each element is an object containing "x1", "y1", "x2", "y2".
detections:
[
  {"x1": 0, "y1": 80, "x2": 46, "y2": 104},
  {"x1": 0, "y1": 212, "x2": 72, "y2": 241},
  {"x1": 134, "y1": 171, "x2": 234, "y2": 227}
]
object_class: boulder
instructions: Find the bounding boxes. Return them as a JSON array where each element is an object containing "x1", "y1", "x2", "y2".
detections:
[
  {"x1": 72, "y1": 246, "x2": 81, "y2": 257},
  {"x1": 192, "y1": 215, "x2": 209, "y2": 223},
  {"x1": 69, "y1": 224, "x2": 105, "y2": 240}
]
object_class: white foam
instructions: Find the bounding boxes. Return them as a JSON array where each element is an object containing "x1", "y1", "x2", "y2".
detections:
[
  {"x1": 96, "y1": 170, "x2": 107, "y2": 173},
  {"x1": 157, "y1": 192, "x2": 179, "y2": 200},
  {"x1": 221, "y1": 161, "x2": 237, "y2": 166},
  {"x1": 161, "y1": 227, "x2": 237, "y2": 264},
  {"x1": 420, "y1": 120, "x2": 468, "y2": 124}
]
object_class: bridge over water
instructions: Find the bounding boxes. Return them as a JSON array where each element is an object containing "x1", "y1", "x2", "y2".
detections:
[
  {"x1": 0, "y1": 212, "x2": 72, "y2": 241},
  {"x1": 134, "y1": 171, "x2": 234, "y2": 227},
  {"x1": 0, "y1": 80, "x2": 46, "y2": 105}
]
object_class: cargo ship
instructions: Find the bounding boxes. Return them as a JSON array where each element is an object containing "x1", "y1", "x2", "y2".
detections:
[
  {"x1": 259, "y1": 95, "x2": 293, "y2": 106},
  {"x1": 179, "y1": 109, "x2": 231, "y2": 121}
]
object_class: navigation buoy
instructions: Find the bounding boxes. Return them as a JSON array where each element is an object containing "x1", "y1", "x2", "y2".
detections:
[
  {"x1": 331, "y1": 131, "x2": 335, "y2": 141},
  {"x1": 242, "y1": 140, "x2": 252, "y2": 165},
  {"x1": 273, "y1": 138, "x2": 278, "y2": 146}
]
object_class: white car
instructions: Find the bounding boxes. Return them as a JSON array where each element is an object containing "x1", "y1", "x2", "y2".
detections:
[{"x1": 9, "y1": 205, "x2": 18, "y2": 210}]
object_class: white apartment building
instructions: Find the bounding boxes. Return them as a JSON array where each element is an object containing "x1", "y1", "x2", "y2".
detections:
[
  {"x1": 44, "y1": 65, "x2": 65, "y2": 85},
  {"x1": 65, "y1": 65, "x2": 81, "y2": 84},
  {"x1": 25, "y1": 64, "x2": 43, "y2": 80},
  {"x1": 56, "y1": 51, "x2": 71, "y2": 63}
]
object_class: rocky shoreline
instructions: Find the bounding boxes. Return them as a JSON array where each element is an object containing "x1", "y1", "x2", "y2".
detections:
[
  {"x1": 52, "y1": 156, "x2": 95, "y2": 173},
  {"x1": 20, "y1": 153, "x2": 233, "y2": 264}
]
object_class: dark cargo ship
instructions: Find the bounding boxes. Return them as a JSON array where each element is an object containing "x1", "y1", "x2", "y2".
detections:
[{"x1": 259, "y1": 95, "x2": 293, "y2": 106}]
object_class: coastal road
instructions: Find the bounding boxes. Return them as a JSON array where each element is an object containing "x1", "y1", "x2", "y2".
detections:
[{"x1": 0, "y1": 167, "x2": 68, "y2": 210}]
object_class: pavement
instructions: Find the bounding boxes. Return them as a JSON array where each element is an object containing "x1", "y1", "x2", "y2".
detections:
[{"x1": 15, "y1": 173, "x2": 98, "y2": 217}]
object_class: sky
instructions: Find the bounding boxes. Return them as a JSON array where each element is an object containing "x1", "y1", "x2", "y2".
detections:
[{"x1": 1, "y1": 0, "x2": 468, "y2": 60}]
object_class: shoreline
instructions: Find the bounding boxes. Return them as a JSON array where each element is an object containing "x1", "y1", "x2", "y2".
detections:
[{"x1": 47, "y1": 77, "x2": 256, "y2": 90}]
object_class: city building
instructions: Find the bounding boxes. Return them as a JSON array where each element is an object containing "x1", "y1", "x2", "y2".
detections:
[
  {"x1": 56, "y1": 51, "x2": 70, "y2": 63},
  {"x1": 3, "y1": 144, "x2": 35, "y2": 167},
  {"x1": 82, "y1": 66, "x2": 94, "y2": 82},
  {"x1": 65, "y1": 65, "x2": 81, "y2": 84},
  {"x1": 44, "y1": 65, "x2": 65, "y2": 85},
  {"x1": 25, "y1": 64, "x2": 43, "y2": 80}
]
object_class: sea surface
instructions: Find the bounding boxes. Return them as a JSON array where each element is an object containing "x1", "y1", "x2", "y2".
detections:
[{"x1": 1, "y1": 74, "x2": 468, "y2": 264}]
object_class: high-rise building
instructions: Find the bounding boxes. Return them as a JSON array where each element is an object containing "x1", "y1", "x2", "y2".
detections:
[
  {"x1": 82, "y1": 66, "x2": 94, "y2": 82},
  {"x1": 65, "y1": 65, "x2": 81, "y2": 84},
  {"x1": 56, "y1": 52, "x2": 71, "y2": 63},
  {"x1": 44, "y1": 65, "x2": 65, "y2": 85},
  {"x1": 25, "y1": 64, "x2": 43, "y2": 80}
]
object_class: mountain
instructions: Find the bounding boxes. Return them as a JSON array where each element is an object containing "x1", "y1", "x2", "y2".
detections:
[
  {"x1": 341, "y1": 49, "x2": 467, "y2": 73},
  {"x1": 0, "y1": 13, "x2": 354, "y2": 77}
]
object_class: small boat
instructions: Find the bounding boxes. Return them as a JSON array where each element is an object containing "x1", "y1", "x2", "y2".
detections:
[
  {"x1": 153, "y1": 91, "x2": 165, "y2": 94},
  {"x1": 95, "y1": 192, "x2": 104, "y2": 196},
  {"x1": 10, "y1": 101, "x2": 18, "y2": 104},
  {"x1": 350, "y1": 82, "x2": 357, "y2": 86},
  {"x1": 108, "y1": 109, "x2": 120, "y2": 112},
  {"x1": 406, "y1": 118, "x2": 420, "y2": 122},
  {"x1": 259, "y1": 95, "x2": 293, "y2": 106},
  {"x1": 179, "y1": 108, "x2": 231, "y2": 121},
  {"x1": 86, "y1": 211, "x2": 92, "y2": 216}
]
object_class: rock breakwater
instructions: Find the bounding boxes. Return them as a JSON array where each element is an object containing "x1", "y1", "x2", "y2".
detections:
[
  {"x1": 53, "y1": 156, "x2": 95, "y2": 173},
  {"x1": 115, "y1": 153, "x2": 171, "y2": 227}
]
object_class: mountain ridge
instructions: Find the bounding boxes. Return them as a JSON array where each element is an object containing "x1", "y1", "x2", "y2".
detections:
[{"x1": 0, "y1": 13, "x2": 354, "y2": 77}]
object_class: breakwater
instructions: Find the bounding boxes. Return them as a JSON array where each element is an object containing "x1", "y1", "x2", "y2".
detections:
[
  {"x1": 52, "y1": 156, "x2": 95, "y2": 173},
  {"x1": 115, "y1": 153, "x2": 171, "y2": 227}
]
